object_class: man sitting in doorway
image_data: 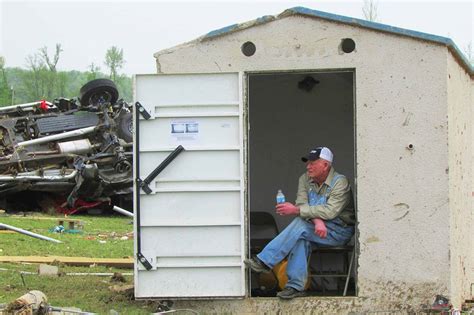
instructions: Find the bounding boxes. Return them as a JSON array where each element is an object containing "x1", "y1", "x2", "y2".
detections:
[{"x1": 245, "y1": 146, "x2": 355, "y2": 299}]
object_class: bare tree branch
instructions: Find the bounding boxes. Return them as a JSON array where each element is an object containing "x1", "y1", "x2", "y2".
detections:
[
  {"x1": 463, "y1": 42, "x2": 473, "y2": 65},
  {"x1": 39, "y1": 43, "x2": 62, "y2": 72},
  {"x1": 363, "y1": 0, "x2": 379, "y2": 22}
]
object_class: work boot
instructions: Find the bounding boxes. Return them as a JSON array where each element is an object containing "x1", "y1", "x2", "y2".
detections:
[
  {"x1": 277, "y1": 287, "x2": 306, "y2": 299},
  {"x1": 244, "y1": 257, "x2": 271, "y2": 273}
]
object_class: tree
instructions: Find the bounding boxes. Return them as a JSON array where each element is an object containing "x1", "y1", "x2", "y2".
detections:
[
  {"x1": 23, "y1": 53, "x2": 48, "y2": 100},
  {"x1": 464, "y1": 42, "x2": 473, "y2": 65},
  {"x1": 39, "y1": 43, "x2": 62, "y2": 72},
  {"x1": 0, "y1": 56, "x2": 12, "y2": 106},
  {"x1": 362, "y1": 0, "x2": 379, "y2": 22},
  {"x1": 22, "y1": 44, "x2": 63, "y2": 101},
  {"x1": 104, "y1": 46, "x2": 125, "y2": 82},
  {"x1": 39, "y1": 44, "x2": 63, "y2": 99},
  {"x1": 86, "y1": 62, "x2": 101, "y2": 81}
]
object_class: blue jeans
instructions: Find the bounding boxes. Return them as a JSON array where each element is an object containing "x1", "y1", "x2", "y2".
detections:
[{"x1": 257, "y1": 216, "x2": 354, "y2": 291}]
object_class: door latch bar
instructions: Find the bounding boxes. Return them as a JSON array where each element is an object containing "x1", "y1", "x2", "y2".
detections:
[{"x1": 137, "y1": 145, "x2": 185, "y2": 194}]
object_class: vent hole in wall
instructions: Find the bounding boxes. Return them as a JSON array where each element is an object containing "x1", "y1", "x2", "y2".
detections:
[
  {"x1": 341, "y1": 38, "x2": 356, "y2": 53},
  {"x1": 241, "y1": 41, "x2": 256, "y2": 57}
]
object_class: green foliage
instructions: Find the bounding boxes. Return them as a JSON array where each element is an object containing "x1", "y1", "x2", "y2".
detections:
[
  {"x1": 2, "y1": 68, "x2": 132, "y2": 106},
  {"x1": 105, "y1": 46, "x2": 125, "y2": 83},
  {"x1": 86, "y1": 62, "x2": 101, "y2": 81},
  {"x1": 0, "y1": 56, "x2": 13, "y2": 105},
  {"x1": 0, "y1": 44, "x2": 132, "y2": 107}
]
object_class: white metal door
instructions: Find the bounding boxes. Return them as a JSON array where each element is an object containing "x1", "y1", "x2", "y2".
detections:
[{"x1": 134, "y1": 73, "x2": 244, "y2": 298}]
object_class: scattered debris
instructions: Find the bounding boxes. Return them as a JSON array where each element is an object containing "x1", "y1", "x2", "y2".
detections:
[
  {"x1": 57, "y1": 219, "x2": 83, "y2": 230},
  {"x1": 109, "y1": 284, "x2": 134, "y2": 298},
  {"x1": 431, "y1": 295, "x2": 452, "y2": 311},
  {"x1": 0, "y1": 267, "x2": 132, "y2": 277},
  {"x1": 0, "y1": 79, "x2": 133, "y2": 216},
  {"x1": 85, "y1": 231, "x2": 133, "y2": 241},
  {"x1": 50, "y1": 223, "x2": 83, "y2": 234},
  {"x1": 0, "y1": 222, "x2": 62, "y2": 243},
  {"x1": 63, "y1": 272, "x2": 133, "y2": 277},
  {"x1": 0, "y1": 256, "x2": 133, "y2": 268},
  {"x1": 111, "y1": 205, "x2": 133, "y2": 218},
  {"x1": 5, "y1": 290, "x2": 48, "y2": 314},
  {"x1": 463, "y1": 299, "x2": 474, "y2": 312},
  {"x1": 150, "y1": 300, "x2": 199, "y2": 315},
  {"x1": 421, "y1": 294, "x2": 453, "y2": 313},
  {"x1": 110, "y1": 272, "x2": 126, "y2": 283},
  {"x1": 0, "y1": 290, "x2": 98, "y2": 314},
  {"x1": 38, "y1": 264, "x2": 59, "y2": 276},
  {"x1": 52, "y1": 224, "x2": 65, "y2": 233}
]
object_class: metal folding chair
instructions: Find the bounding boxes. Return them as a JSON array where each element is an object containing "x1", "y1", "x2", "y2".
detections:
[{"x1": 309, "y1": 244, "x2": 355, "y2": 296}]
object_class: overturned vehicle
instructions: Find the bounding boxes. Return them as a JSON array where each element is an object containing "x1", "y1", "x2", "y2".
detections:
[{"x1": 0, "y1": 79, "x2": 133, "y2": 214}]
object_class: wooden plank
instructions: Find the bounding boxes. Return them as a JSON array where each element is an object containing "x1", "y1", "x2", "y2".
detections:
[{"x1": 0, "y1": 256, "x2": 133, "y2": 268}]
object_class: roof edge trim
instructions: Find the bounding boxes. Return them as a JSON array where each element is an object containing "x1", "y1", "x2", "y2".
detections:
[
  {"x1": 286, "y1": 7, "x2": 473, "y2": 74},
  {"x1": 201, "y1": 6, "x2": 472, "y2": 75}
]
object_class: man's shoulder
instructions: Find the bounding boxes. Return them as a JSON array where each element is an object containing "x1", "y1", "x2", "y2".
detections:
[
  {"x1": 330, "y1": 169, "x2": 349, "y2": 184},
  {"x1": 299, "y1": 173, "x2": 310, "y2": 182},
  {"x1": 332, "y1": 172, "x2": 350, "y2": 190}
]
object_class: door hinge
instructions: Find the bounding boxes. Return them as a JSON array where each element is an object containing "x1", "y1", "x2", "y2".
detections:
[{"x1": 135, "y1": 101, "x2": 151, "y2": 120}]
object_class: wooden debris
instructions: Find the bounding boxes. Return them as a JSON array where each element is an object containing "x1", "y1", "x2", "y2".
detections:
[{"x1": 0, "y1": 256, "x2": 133, "y2": 268}]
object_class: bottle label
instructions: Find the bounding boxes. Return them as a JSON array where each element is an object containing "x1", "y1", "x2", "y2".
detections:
[{"x1": 276, "y1": 195, "x2": 285, "y2": 204}]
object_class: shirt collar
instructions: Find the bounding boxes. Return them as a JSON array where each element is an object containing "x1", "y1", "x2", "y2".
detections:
[
  {"x1": 324, "y1": 167, "x2": 336, "y2": 187},
  {"x1": 307, "y1": 167, "x2": 335, "y2": 187}
]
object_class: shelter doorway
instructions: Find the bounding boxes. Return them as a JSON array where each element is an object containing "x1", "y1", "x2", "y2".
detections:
[{"x1": 247, "y1": 70, "x2": 356, "y2": 297}]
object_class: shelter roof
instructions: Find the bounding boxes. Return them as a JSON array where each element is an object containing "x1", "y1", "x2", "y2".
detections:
[{"x1": 200, "y1": 7, "x2": 472, "y2": 75}]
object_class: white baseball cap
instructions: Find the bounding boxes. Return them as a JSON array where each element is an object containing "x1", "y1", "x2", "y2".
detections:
[{"x1": 301, "y1": 147, "x2": 333, "y2": 163}]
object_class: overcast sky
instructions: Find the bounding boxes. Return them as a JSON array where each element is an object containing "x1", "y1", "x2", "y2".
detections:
[{"x1": 0, "y1": 0, "x2": 472, "y2": 75}]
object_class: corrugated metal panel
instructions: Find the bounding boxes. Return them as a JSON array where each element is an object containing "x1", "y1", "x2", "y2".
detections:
[{"x1": 134, "y1": 73, "x2": 245, "y2": 298}]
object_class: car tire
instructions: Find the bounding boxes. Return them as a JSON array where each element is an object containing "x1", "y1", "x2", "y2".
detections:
[
  {"x1": 117, "y1": 112, "x2": 133, "y2": 143},
  {"x1": 79, "y1": 79, "x2": 119, "y2": 106}
]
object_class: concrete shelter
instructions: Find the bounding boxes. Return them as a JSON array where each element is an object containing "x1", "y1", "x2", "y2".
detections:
[{"x1": 134, "y1": 7, "x2": 473, "y2": 313}]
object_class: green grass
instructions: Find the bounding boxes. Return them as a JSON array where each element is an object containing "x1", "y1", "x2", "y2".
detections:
[
  {"x1": 0, "y1": 213, "x2": 159, "y2": 314},
  {"x1": 0, "y1": 214, "x2": 133, "y2": 257}
]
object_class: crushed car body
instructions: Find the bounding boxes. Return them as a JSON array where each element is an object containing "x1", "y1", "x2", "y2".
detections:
[{"x1": 0, "y1": 79, "x2": 133, "y2": 214}]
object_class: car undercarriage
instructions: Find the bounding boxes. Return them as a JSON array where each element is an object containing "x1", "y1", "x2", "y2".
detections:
[{"x1": 0, "y1": 79, "x2": 133, "y2": 214}]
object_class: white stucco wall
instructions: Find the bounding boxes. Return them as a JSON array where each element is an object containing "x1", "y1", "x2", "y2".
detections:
[
  {"x1": 151, "y1": 15, "x2": 471, "y2": 311},
  {"x1": 447, "y1": 52, "x2": 473, "y2": 308}
]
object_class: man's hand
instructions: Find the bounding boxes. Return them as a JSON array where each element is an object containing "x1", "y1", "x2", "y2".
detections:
[
  {"x1": 312, "y1": 218, "x2": 327, "y2": 238},
  {"x1": 275, "y1": 202, "x2": 300, "y2": 216}
]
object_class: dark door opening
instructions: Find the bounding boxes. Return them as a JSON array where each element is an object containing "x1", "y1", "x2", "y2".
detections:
[{"x1": 247, "y1": 70, "x2": 356, "y2": 297}]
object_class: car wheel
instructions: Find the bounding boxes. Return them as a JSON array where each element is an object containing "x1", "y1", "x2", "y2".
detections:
[
  {"x1": 79, "y1": 79, "x2": 119, "y2": 106},
  {"x1": 117, "y1": 112, "x2": 133, "y2": 143}
]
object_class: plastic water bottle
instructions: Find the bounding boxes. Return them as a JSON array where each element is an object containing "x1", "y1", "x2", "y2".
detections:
[
  {"x1": 308, "y1": 186, "x2": 318, "y2": 206},
  {"x1": 276, "y1": 189, "x2": 286, "y2": 204}
]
